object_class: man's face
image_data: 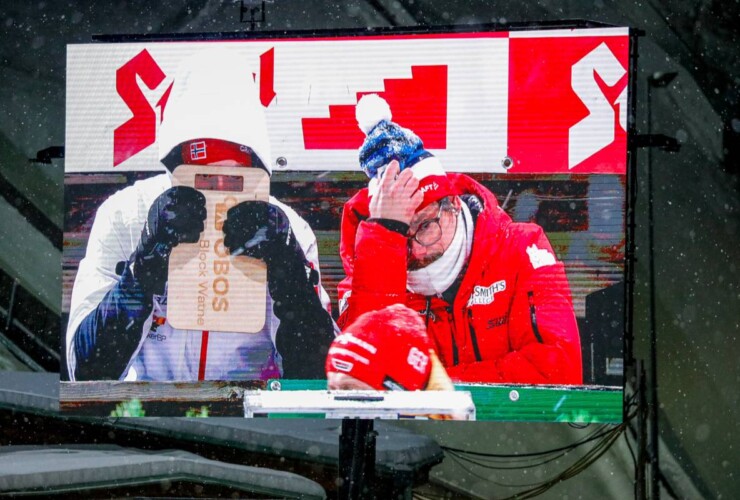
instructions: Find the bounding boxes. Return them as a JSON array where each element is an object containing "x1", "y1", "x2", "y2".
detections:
[
  {"x1": 407, "y1": 198, "x2": 459, "y2": 271},
  {"x1": 207, "y1": 159, "x2": 244, "y2": 167},
  {"x1": 173, "y1": 157, "x2": 251, "y2": 172},
  {"x1": 327, "y1": 371, "x2": 376, "y2": 390}
]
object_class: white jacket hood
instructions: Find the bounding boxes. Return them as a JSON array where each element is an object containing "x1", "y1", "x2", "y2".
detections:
[{"x1": 158, "y1": 47, "x2": 272, "y2": 173}]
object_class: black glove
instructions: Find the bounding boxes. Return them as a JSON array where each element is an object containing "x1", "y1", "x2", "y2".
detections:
[
  {"x1": 222, "y1": 200, "x2": 288, "y2": 261},
  {"x1": 132, "y1": 186, "x2": 206, "y2": 295},
  {"x1": 223, "y1": 201, "x2": 335, "y2": 378}
]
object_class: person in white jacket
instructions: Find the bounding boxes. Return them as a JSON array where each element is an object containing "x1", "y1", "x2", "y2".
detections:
[{"x1": 66, "y1": 48, "x2": 336, "y2": 382}]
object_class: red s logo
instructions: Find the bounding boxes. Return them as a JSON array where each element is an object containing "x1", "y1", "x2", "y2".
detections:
[
  {"x1": 113, "y1": 49, "x2": 172, "y2": 167},
  {"x1": 508, "y1": 35, "x2": 628, "y2": 174}
]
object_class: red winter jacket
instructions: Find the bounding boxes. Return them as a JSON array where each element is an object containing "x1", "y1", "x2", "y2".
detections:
[{"x1": 337, "y1": 173, "x2": 583, "y2": 385}]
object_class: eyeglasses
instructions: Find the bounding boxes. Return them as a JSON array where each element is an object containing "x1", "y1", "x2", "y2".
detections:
[{"x1": 407, "y1": 204, "x2": 444, "y2": 247}]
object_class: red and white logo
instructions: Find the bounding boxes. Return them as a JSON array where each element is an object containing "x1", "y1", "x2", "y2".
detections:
[
  {"x1": 508, "y1": 34, "x2": 628, "y2": 174},
  {"x1": 526, "y1": 244, "x2": 556, "y2": 269},
  {"x1": 419, "y1": 182, "x2": 439, "y2": 194},
  {"x1": 407, "y1": 347, "x2": 430, "y2": 374},
  {"x1": 468, "y1": 280, "x2": 507, "y2": 306}
]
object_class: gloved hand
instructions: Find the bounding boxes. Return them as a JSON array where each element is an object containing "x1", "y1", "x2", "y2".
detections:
[
  {"x1": 222, "y1": 201, "x2": 292, "y2": 262},
  {"x1": 222, "y1": 201, "x2": 316, "y2": 303},
  {"x1": 132, "y1": 186, "x2": 207, "y2": 295},
  {"x1": 222, "y1": 201, "x2": 335, "y2": 378}
]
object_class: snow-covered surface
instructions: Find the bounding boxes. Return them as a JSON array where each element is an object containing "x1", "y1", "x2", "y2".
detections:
[
  {"x1": 0, "y1": 445, "x2": 326, "y2": 498},
  {"x1": 0, "y1": 372, "x2": 58, "y2": 413},
  {"x1": 117, "y1": 417, "x2": 443, "y2": 473}
]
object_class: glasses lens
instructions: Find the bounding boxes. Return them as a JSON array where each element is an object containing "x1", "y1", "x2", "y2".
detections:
[{"x1": 415, "y1": 221, "x2": 442, "y2": 246}]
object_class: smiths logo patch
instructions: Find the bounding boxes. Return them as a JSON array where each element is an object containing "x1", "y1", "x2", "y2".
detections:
[{"x1": 467, "y1": 280, "x2": 506, "y2": 306}]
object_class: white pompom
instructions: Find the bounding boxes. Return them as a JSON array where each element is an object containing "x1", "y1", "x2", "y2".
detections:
[{"x1": 355, "y1": 94, "x2": 392, "y2": 134}]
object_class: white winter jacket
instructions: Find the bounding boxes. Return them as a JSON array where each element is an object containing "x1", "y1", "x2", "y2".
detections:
[{"x1": 66, "y1": 173, "x2": 330, "y2": 381}]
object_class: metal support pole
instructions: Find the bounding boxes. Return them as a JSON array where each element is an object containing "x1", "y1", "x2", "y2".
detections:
[
  {"x1": 636, "y1": 360, "x2": 647, "y2": 499},
  {"x1": 646, "y1": 80, "x2": 661, "y2": 500},
  {"x1": 646, "y1": 70, "x2": 676, "y2": 499},
  {"x1": 339, "y1": 419, "x2": 377, "y2": 500}
]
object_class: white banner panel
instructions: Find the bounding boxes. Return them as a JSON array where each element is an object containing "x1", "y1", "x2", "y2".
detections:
[{"x1": 66, "y1": 34, "x2": 510, "y2": 173}]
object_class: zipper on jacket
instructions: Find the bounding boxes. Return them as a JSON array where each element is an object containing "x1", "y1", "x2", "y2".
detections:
[
  {"x1": 528, "y1": 291, "x2": 544, "y2": 343},
  {"x1": 424, "y1": 297, "x2": 458, "y2": 366},
  {"x1": 467, "y1": 309, "x2": 483, "y2": 362},
  {"x1": 423, "y1": 297, "x2": 437, "y2": 325}
]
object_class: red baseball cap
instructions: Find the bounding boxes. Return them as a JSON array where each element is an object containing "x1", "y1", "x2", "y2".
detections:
[
  {"x1": 180, "y1": 138, "x2": 259, "y2": 167},
  {"x1": 326, "y1": 304, "x2": 433, "y2": 391}
]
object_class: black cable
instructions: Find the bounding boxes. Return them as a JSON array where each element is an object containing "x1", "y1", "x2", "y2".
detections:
[
  {"x1": 445, "y1": 449, "x2": 515, "y2": 488},
  {"x1": 626, "y1": 382, "x2": 683, "y2": 500},
  {"x1": 446, "y1": 447, "x2": 572, "y2": 471},
  {"x1": 443, "y1": 424, "x2": 611, "y2": 465},
  {"x1": 624, "y1": 425, "x2": 638, "y2": 499},
  {"x1": 446, "y1": 447, "x2": 567, "y2": 465},
  {"x1": 440, "y1": 392, "x2": 640, "y2": 497},
  {"x1": 623, "y1": 428, "x2": 637, "y2": 472},
  {"x1": 444, "y1": 424, "x2": 627, "y2": 498},
  {"x1": 441, "y1": 424, "x2": 617, "y2": 458},
  {"x1": 519, "y1": 425, "x2": 625, "y2": 491},
  {"x1": 496, "y1": 424, "x2": 626, "y2": 499}
]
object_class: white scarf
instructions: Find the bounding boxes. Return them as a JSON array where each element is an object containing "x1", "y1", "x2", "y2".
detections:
[{"x1": 406, "y1": 202, "x2": 473, "y2": 297}]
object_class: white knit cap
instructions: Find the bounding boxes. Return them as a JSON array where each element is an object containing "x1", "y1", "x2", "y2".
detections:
[{"x1": 158, "y1": 47, "x2": 272, "y2": 173}]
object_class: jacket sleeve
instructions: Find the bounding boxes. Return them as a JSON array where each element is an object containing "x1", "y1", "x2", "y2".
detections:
[
  {"x1": 269, "y1": 198, "x2": 337, "y2": 379},
  {"x1": 447, "y1": 225, "x2": 583, "y2": 385},
  {"x1": 337, "y1": 214, "x2": 409, "y2": 329},
  {"x1": 66, "y1": 191, "x2": 153, "y2": 381},
  {"x1": 72, "y1": 265, "x2": 156, "y2": 380}
]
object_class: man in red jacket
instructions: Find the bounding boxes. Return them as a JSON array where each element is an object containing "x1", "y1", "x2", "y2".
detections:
[{"x1": 337, "y1": 94, "x2": 583, "y2": 385}]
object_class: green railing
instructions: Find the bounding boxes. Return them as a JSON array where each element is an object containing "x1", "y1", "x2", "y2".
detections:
[{"x1": 268, "y1": 380, "x2": 623, "y2": 423}]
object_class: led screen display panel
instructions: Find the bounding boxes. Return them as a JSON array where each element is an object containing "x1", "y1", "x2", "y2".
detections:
[{"x1": 62, "y1": 26, "x2": 631, "y2": 421}]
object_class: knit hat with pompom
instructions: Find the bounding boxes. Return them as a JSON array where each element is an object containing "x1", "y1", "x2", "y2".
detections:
[{"x1": 355, "y1": 94, "x2": 454, "y2": 208}]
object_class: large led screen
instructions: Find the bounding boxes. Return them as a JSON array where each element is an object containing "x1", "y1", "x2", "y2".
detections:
[{"x1": 62, "y1": 26, "x2": 631, "y2": 421}]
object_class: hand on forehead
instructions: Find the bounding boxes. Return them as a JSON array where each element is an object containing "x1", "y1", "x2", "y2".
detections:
[{"x1": 368, "y1": 160, "x2": 424, "y2": 224}]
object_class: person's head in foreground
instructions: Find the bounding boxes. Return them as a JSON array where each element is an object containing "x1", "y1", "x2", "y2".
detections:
[
  {"x1": 356, "y1": 94, "x2": 471, "y2": 295},
  {"x1": 326, "y1": 303, "x2": 452, "y2": 391}
]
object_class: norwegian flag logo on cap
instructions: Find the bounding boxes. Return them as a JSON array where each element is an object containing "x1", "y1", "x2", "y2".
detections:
[{"x1": 190, "y1": 141, "x2": 207, "y2": 161}]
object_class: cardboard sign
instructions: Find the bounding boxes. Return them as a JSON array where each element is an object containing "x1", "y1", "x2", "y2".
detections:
[{"x1": 168, "y1": 165, "x2": 270, "y2": 332}]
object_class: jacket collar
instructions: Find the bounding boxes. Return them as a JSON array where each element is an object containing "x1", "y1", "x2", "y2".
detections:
[{"x1": 445, "y1": 173, "x2": 512, "y2": 309}]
